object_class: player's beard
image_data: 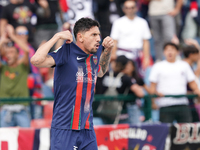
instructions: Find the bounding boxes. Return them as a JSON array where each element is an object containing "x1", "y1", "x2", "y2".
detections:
[{"x1": 90, "y1": 48, "x2": 98, "y2": 54}]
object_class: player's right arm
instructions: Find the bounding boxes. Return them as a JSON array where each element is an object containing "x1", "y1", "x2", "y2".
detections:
[{"x1": 31, "y1": 30, "x2": 73, "y2": 68}]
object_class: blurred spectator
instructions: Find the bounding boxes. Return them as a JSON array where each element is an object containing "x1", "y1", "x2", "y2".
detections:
[
  {"x1": 183, "y1": 39, "x2": 200, "y2": 122},
  {"x1": 137, "y1": 0, "x2": 150, "y2": 20},
  {"x1": 181, "y1": 0, "x2": 200, "y2": 40},
  {"x1": 11, "y1": 25, "x2": 43, "y2": 119},
  {"x1": 67, "y1": 0, "x2": 94, "y2": 30},
  {"x1": 94, "y1": 0, "x2": 112, "y2": 40},
  {"x1": 149, "y1": 42, "x2": 200, "y2": 123},
  {"x1": 34, "y1": 0, "x2": 60, "y2": 52},
  {"x1": 124, "y1": 59, "x2": 151, "y2": 93},
  {"x1": 14, "y1": 25, "x2": 42, "y2": 95},
  {"x1": 96, "y1": 55, "x2": 144, "y2": 124},
  {"x1": 123, "y1": 59, "x2": 151, "y2": 123},
  {"x1": 94, "y1": 0, "x2": 121, "y2": 40},
  {"x1": 184, "y1": 39, "x2": 200, "y2": 77},
  {"x1": 0, "y1": 0, "x2": 50, "y2": 45},
  {"x1": 0, "y1": 0, "x2": 9, "y2": 15},
  {"x1": 0, "y1": 25, "x2": 31, "y2": 127},
  {"x1": 110, "y1": 0, "x2": 152, "y2": 77},
  {"x1": 148, "y1": 0, "x2": 183, "y2": 61},
  {"x1": 56, "y1": 0, "x2": 69, "y2": 31},
  {"x1": 44, "y1": 68, "x2": 54, "y2": 90},
  {"x1": 42, "y1": 67, "x2": 54, "y2": 97},
  {"x1": 59, "y1": 0, "x2": 68, "y2": 13}
]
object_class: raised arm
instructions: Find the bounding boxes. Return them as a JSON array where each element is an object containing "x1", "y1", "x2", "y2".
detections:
[
  {"x1": 0, "y1": 33, "x2": 10, "y2": 68},
  {"x1": 98, "y1": 36, "x2": 114, "y2": 77},
  {"x1": 31, "y1": 30, "x2": 73, "y2": 68},
  {"x1": 6, "y1": 25, "x2": 30, "y2": 66},
  {"x1": 55, "y1": 23, "x2": 71, "y2": 50}
]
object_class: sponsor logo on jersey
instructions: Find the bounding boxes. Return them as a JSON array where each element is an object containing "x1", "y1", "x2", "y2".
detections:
[
  {"x1": 73, "y1": 146, "x2": 78, "y2": 150},
  {"x1": 77, "y1": 56, "x2": 85, "y2": 60},
  {"x1": 76, "y1": 66, "x2": 97, "y2": 83}
]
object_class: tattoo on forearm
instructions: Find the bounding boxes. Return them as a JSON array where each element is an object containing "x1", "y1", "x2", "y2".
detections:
[{"x1": 99, "y1": 49, "x2": 111, "y2": 74}]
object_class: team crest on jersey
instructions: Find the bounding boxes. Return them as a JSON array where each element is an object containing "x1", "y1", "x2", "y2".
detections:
[
  {"x1": 93, "y1": 55, "x2": 97, "y2": 64},
  {"x1": 53, "y1": 46, "x2": 62, "y2": 53}
]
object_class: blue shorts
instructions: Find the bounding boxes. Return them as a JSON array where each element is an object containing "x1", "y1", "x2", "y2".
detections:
[{"x1": 50, "y1": 128, "x2": 98, "y2": 150}]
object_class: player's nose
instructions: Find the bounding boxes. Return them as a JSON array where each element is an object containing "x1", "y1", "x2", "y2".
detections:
[{"x1": 96, "y1": 35, "x2": 101, "y2": 42}]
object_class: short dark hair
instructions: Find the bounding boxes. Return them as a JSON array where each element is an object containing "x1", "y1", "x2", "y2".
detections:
[
  {"x1": 163, "y1": 42, "x2": 179, "y2": 51},
  {"x1": 183, "y1": 45, "x2": 199, "y2": 58},
  {"x1": 115, "y1": 55, "x2": 129, "y2": 72},
  {"x1": 73, "y1": 17, "x2": 100, "y2": 40}
]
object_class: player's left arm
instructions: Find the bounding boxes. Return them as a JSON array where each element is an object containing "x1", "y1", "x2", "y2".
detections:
[{"x1": 98, "y1": 36, "x2": 114, "y2": 77}]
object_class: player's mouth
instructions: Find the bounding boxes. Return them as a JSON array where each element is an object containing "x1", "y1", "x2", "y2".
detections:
[{"x1": 95, "y1": 44, "x2": 99, "y2": 49}]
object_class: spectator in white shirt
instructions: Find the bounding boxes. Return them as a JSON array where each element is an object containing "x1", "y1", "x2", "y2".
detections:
[
  {"x1": 110, "y1": 0, "x2": 152, "y2": 77},
  {"x1": 149, "y1": 42, "x2": 200, "y2": 123}
]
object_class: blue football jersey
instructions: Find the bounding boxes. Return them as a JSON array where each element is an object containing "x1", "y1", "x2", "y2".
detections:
[{"x1": 49, "y1": 42, "x2": 102, "y2": 130}]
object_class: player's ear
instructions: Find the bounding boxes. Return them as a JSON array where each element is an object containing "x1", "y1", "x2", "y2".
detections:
[{"x1": 77, "y1": 33, "x2": 83, "y2": 43}]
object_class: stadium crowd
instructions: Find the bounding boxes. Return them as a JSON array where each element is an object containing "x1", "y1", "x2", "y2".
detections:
[{"x1": 0, "y1": 0, "x2": 200, "y2": 127}]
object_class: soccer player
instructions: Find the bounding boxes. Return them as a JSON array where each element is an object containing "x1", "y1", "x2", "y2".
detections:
[{"x1": 31, "y1": 18, "x2": 114, "y2": 149}]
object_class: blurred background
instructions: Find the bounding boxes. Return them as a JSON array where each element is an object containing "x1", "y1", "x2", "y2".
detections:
[{"x1": 0, "y1": 0, "x2": 200, "y2": 149}]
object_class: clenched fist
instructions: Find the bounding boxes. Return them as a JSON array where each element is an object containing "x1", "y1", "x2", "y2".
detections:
[
  {"x1": 102, "y1": 36, "x2": 114, "y2": 51},
  {"x1": 56, "y1": 30, "x2": 73, "y2": 44}
]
